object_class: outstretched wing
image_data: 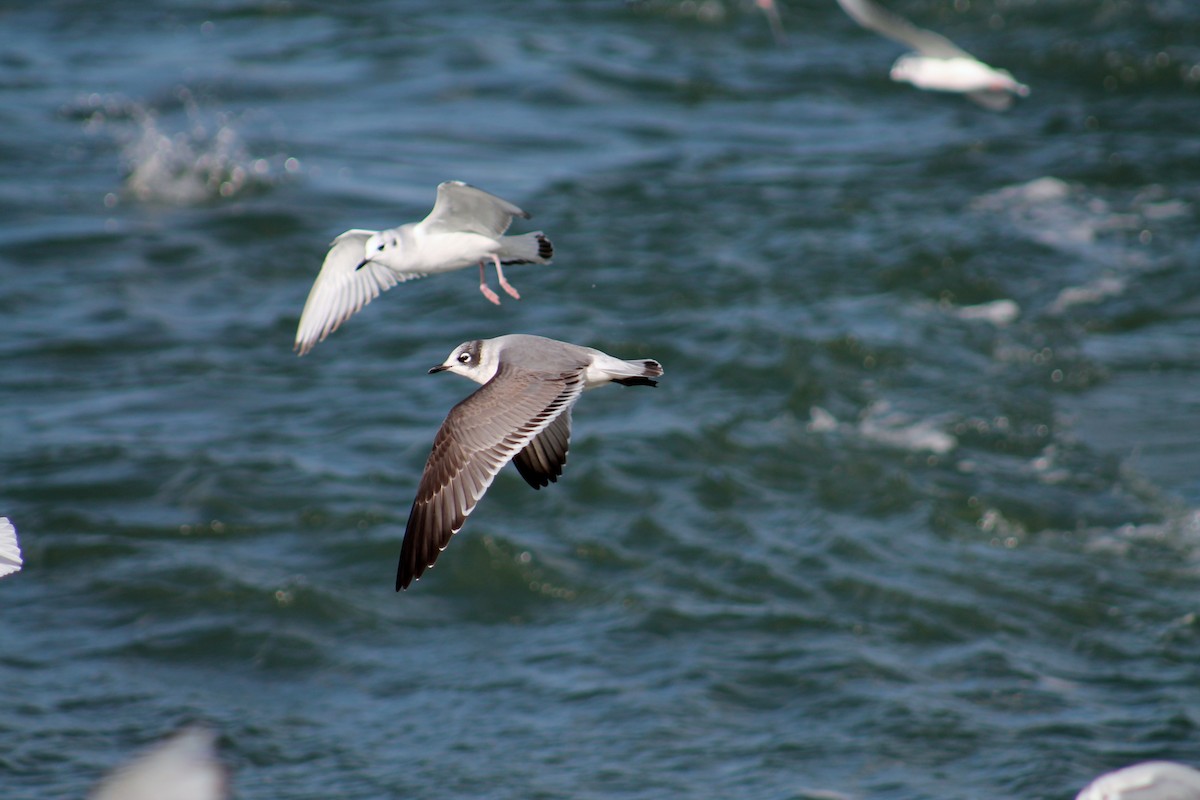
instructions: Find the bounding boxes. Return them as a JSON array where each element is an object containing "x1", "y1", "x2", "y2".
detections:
[
  {"x1": 512, "y1": 408, "x2": 572, "y2": 489},
  {"x1": 419, "y1": 181, "x2": 530, "y2": 238},
  {"x1": 92, "y1": 726, "x2": 225, "y2": 800},
  {"x1": 0, "y1": 517, "x2": 23, "y2": 578},
  {"x1": 836, "y1": 0, "x2": 971, "y2": 59},
  {"x1": 294, "y1": 230, "x2": 416, "y2": 356},
  {"x1": 397, "y1": 366, "x2": 584, "y2": 590}
]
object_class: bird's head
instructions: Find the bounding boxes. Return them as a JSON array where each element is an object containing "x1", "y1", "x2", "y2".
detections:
[
  {"x1": 357, "y1": 230, "x2": 400, "y2": 270},
  {"x1": 429, "y1": 339, "x2": 498, "y2": 385}
]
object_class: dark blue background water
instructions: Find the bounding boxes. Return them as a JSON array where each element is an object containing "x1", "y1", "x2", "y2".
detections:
[{"x1": 3, "y1": 1, "x2": 1200, "y2": 797}]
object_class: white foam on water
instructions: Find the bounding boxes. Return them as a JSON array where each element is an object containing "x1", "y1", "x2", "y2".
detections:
[
  {"x1": 74, "y1": 89, "x2": 292, "y2": 206},
  {"x1": 808, "y1": 402, "x2": 957, "y2": 455},
  {"x1": 951, "y1": 298, "x2": 1021, "y2": 326},
  {"x1": 858, "y1": 410, "x2": 957, "y2": 455},
  {"x1": 1049, "y1": 275, "x2": 1129, "y2": 314}
]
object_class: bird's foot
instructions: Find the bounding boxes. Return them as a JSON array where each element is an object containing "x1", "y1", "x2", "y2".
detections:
[{"x1": 494, "y1": 263, "x2": 521, "y2": 300}]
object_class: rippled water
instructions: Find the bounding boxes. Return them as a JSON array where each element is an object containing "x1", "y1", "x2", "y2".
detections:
[{"x1": 3, "y1": 1, "x2": 1200, "y2": 798}]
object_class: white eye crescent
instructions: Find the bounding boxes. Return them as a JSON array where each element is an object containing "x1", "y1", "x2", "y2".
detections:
[{"x1": 457, "y1": 352, "x2": 471, "y2": 364}]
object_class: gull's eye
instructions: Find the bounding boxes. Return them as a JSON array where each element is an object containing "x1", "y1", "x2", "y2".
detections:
[
  {"x1": 376, "y1": 244, "x2": 385, "y2": 252},
  {"x1": 456, "y1": 352, "x2": 471, "y2": 364}
]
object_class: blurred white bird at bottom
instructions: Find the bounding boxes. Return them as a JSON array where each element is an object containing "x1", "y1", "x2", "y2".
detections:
[
  {"x1": 1076, "y1": 761, "x2": 1200, "y2": 800},
  {"x1": 91, "y1": 726, "x2": 226, "y2": 800}
]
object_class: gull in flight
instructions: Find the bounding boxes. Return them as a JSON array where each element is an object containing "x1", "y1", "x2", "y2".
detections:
[
  {"x1": 1076, "y1": 761, "x2": 1200, "y2": 800},
  {"x1": 396, "y1": 334, "x2": 663, "y2": 590},
  {"x1": 294, "y1": 181, "x2": 554, "y2": 355},
  {"x1": 0, "y1": 517, "x2": 22, "y2": 578},
  {"x1": 835, "y1": 0, "x2": 1030, "y2": 110}
]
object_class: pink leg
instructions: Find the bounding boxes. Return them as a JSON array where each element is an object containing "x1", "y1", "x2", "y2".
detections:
[
  {"x1": 491, "y1": 255, "x2": 521, "y2": 300},
  {"x1": 478, "y1": 261, "x2": 500, "y2": 305},
  {"x1": 755, "y1": 0, "x2": 786, "y2": 45}
]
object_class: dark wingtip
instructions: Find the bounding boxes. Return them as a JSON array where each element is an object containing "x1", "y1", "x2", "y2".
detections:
[
  {"x1": 614, "y1": 376, "x2": 658, "y2": 387},
  {"x1": 396, "y1": 524, "x2": 419, "y2": 591},
  {"x1": 536, "y1": 234, "x2": 553, "y2": 261}
]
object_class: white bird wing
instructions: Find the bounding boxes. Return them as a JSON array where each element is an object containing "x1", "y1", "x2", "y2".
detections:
[
  {"x1": 0, "y1": 517, "x2": 22, "y2": 578},
  {"x1": 91, "y1": 725, "x2": 226, "y2": 800},
  {"x1": 396, "y1": 365, "x2": 585, "y2": 590},
  {"x1": 419, "y1": 180, "x2": 531, "y2": 238},
  {"x1": 294, "y1": 230, "x2": 419, "y2": 356},
  {"x1": 1077, "y1": 761, "x2": 1200, "y2": 800},
  {"x1": 836, "y1": 0, "x2": 972, "y2": 59}
]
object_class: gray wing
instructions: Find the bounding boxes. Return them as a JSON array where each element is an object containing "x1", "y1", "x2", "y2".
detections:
[
  {"x1": 419, "y1": 180, "x2": 531, "y2": 238},
  {"x1": 836, "y1": 0, "x2": 971, "y2": 59},
  {"x1": 512, "y1": 408, "x2": 572, "y2": 489},
  {"x1": 294, "y1": 230, "x2": 413, "y2": 356},
  {"x1": 397, "y1": 365, "x2": 584, "y2": 590}
]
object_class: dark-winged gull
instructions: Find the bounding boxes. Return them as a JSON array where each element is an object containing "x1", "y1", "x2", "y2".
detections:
[
  {"x1": 294, "y1": 181, "x2": 554, "y2": 355},
  {"x1": 396, "y1": 334, "x2": 663, "y2": 590},
  {"x1": 835, "y1": 0, "x2": 1029, "y2": 110}
]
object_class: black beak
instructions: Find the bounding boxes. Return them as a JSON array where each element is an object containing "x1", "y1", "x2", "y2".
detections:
[
  {"x1": 428, "y1": 365, "x2": 450, "y2": 374},
  {"x1": 354, "y1": 259, "x2": 369, "y2": 271}
]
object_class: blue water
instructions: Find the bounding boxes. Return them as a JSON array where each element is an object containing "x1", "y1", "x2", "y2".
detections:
[{"x1": 3, "y1": 1, "x2": 1200, "y2": 798}]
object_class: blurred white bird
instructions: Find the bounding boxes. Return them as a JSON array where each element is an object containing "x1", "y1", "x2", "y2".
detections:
[
  {"x1": 0, "y1": 517, "x2": 22, "y2": 578},
  {"x1": 294, "y1": 181, "x2": 554, "y2": 356},
  {"x1": 835, "y1": 0, "x2": 1029, "y2": 110},
  {"x1": 1076, "y1": 761, "x2": 1200, "y2": 800},
  {"x1": 91, "y1": 726, "x2": 226, "y2": 800}
]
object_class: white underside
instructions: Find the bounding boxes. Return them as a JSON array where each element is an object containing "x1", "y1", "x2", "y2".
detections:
[{"x1": 891, "y1": 55, "x2": 1026, "y2": 95}]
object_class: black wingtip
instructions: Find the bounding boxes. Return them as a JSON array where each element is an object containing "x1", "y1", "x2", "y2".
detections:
[
  {"x1": 396, "y1": 563, "x2": 422, "y2": 591},
  {"x1": 536, "y1": 234, "x2": 553, "y2": 261},
  {"x1": 396, "y1": 532, "x2": 418, "y2": 591},
  {"x1": 613, "y1": 376, "x2": 658, "y2": 387}
]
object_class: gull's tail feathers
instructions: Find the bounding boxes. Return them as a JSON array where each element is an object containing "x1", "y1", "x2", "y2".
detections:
[
  {"x1": 498, "y1": 232, "x2": 553, "y2": 265},
  {"x1": 613, "y1": 358, "x2": 664, "y2": 387}
]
